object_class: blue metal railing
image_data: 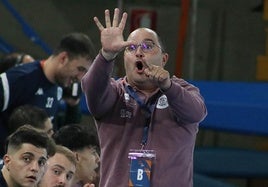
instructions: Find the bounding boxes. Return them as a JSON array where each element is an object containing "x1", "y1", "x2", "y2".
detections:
[{"x1": 1, "y1": 0, "x2": 52, "y2": 54}]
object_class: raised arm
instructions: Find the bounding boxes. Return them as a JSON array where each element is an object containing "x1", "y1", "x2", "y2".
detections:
[
  {"x1": 82, "y1": 8, "x2": 134, "y2": 117},
  {"x1": 93, "y1": 8, "x2": 133, "y2": 60}
]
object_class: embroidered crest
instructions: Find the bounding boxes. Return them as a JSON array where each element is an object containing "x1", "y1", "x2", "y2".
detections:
[{"x1": 156, "y1": 95, "x2": 169, "y2": 109}]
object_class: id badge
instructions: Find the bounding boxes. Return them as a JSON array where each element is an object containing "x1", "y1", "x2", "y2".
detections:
[{"x1": 128, "y1": 150, "x2": 156, "y2": 187}]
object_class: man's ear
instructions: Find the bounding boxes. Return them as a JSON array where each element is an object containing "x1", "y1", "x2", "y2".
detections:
[
  {"x1": 75, "y1": 152, "x2": 80, "y2": 162},
  {"x1": 58, "y1": 51, "x2": 69, "y2": 65},
  {"x1": 3, "y1": 154, "x2": 11, "y2": 169},
  {"x1": 161, "y1": 53, "x2": 169, "y2": 67}
]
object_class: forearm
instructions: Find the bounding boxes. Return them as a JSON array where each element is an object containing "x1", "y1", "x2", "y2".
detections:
[
  {"x1": 164, "y1": 77, "x2": 207, "y2": 123},
  {"x1": 81, "y1": 53, "x2": 117, "y2": 116}
]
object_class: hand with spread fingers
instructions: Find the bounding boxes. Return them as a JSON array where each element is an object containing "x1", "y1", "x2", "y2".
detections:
[{"x1": 93, "y1": 8, "x2": 133, "y2": 60}]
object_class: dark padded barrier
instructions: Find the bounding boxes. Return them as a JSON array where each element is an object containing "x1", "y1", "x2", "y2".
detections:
[
  {"x1": 194, "y1": 147, "x2": 268, "y2": 178},
  {"x1": 194, "y1": 173, "x2": 236, "y2": 187}
]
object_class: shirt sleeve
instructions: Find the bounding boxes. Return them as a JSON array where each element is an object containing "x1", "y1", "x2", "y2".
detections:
[
  {"x1": 81, "y1": 53, "x2": 118, "y2": 118},
  {"x1": 164, "y1": 76, "x2": 207, "y2": 124}
]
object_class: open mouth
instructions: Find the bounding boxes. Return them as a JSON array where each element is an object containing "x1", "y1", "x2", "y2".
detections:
[
  {"x1": 94, "y1": 165, "x2": 100, "y2": 173},
  {"x1": 136, "y1": 61, "x2": 144, "y2": 72}
]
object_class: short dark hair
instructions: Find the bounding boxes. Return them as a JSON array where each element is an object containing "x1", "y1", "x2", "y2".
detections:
[
  {"x1": 5, "y1": 125, "x2": 56, "y2": 157},
  {"x1": 53, "y1": 124, "x2": 99, "y2": 152},
  {"x1": 8, "y1": 104, "x2": 49, "y2": 133},
  {"x1": 53, "y1": 32, "x2": 96, "y2": 61}
]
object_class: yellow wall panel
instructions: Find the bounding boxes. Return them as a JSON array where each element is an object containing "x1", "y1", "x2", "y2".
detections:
[
  {"x1": 256, "y1": 55, "x2": 268, "y2": 80},
  {"x1": 264, "y1": 0, "x2": 268, "y2": 20}
]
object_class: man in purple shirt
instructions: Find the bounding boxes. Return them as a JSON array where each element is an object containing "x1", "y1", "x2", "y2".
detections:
[{"x1": 82, "y1": 8, "x2": 207, "y2": 187}]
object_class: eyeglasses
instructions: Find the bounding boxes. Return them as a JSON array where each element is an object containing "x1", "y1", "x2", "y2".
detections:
[{"x1": 125, "y1": 40, "x2": 162, "y2": 53}]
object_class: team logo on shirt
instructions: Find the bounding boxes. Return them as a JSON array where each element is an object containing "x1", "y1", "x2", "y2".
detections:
[
  {"x1": 124, "y1": 93, "x2": 130, "y2": 101},
  {"x1": 120, "y1": 109, "x2": 132, "y2": 119},
  {"x1": 35, "y1": 88, "x2": 44, "y2": 95},
  {"x1": 57, "y1": 87, "x2": 63, "y2": 101},
  {"x1": 156, "y1": 95, "x2": 169, "y2": 109},
  {"x1": 124, "y1": 92, "x2": 136, "y2": 107}
]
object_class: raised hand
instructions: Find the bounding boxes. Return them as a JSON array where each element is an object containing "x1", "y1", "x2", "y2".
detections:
[{"x1": 93, "y1": 8, "x2": 133, "y2": 60}]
